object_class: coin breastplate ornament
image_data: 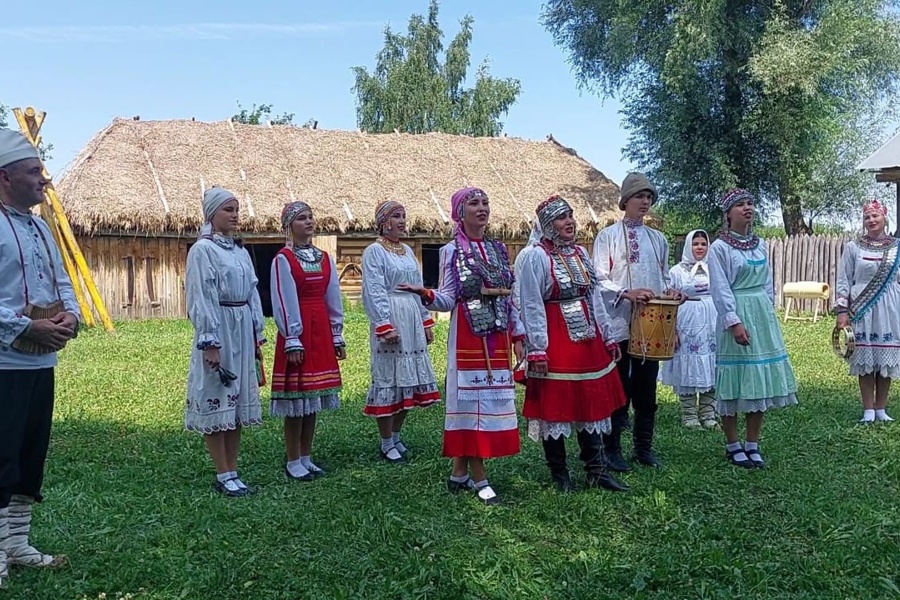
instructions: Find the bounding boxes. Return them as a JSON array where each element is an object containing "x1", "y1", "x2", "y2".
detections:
[
  {"x1": 545, "y1": 243, "x2": 597, "y2": 342},
  {"x1": 454, "y1": 238, "x2": 514, "y2": 337}
]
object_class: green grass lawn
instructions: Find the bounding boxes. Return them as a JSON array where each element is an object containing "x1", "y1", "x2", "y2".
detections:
[{"x1": 10, "y1": 310, "x2": 900, "y2": 599}]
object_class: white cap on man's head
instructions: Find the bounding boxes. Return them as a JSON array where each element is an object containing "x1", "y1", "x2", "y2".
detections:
[{"x1": 0, "y1": 130, "x2": 40, "y2": 169}]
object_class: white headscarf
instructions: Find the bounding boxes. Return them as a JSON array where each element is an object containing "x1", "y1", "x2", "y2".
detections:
[
  {"x1": 526, "y1": 220, "x2": 543, "y2": 246},
  {"x1": 198, "y1": 187, "x2": 237, "y2": 238},
  {"x1": 0, "y1": 130, "x2": 40, "y2": 169},
  {"x1": 681, "y1": 229, "x2": 709, "y2": 277}
]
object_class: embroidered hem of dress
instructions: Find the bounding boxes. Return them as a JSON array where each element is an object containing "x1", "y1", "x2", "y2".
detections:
[
  {"x1": 527, "y1": 419, "x2": 611, "y2": 442},
  {"x1": 717, "y1": 394, "x2": 797, "y2": 416},
  {"x1": 270, "y1": 394, "x2": 340, "y2": 418},
  {"x1": 671, "y1": 384, "x2": 716, "y2": 396},
  {"x1": 270, "y1": 386, "x2": 342, "y2": 400},
  {"x1": 366, "y1": 383, "x2": 440, "y2": 404},
  {"x1": 457, "y1": 386, "x2": 516, "y2": 403},
  {"x1": 185, "y1": 417, "x2": 264, "y2": 435}
]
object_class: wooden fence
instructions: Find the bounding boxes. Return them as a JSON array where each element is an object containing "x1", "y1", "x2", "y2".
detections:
[{"x1": 764, "y1": 234, "x2": 852, "y2": 311}]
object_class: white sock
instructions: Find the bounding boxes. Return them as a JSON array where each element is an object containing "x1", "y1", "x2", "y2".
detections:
[
  {"x1": 474, "y1": 479, "x2": 497, "y2": 501},
  {"x1": 300, "y1": 456, "x2": 322, "y2": 472},
  {"x1": 726, "y1": 441, "x2": 749, "y2": 462},
  {"x1": 392, "y1": 433, "x2": 407, "y2": 454},
  {"x1": 286, "y1": 459, "x2": 310, "y2": 478},
  {"x1": 232, "y1": 474, "x2": 249, "y2": 490},
  {"x1": 744, "y1": 441, "x2": 764, "y2": 463},
  {"x1": 450, "y1": 474, "x2": 470, "y2": 483},
  {"x1": 380, "y1": 437, "x2": 394, "y2": 453},
  {"x1": 216, "y1": 472, "x2": 231, "y2": 484},
  {"x1": 861, "y1": 409, "x2": 876, "y2": 423},
  {"x1": 875, "y1": 409, "x2": 894, "y2": 422}
]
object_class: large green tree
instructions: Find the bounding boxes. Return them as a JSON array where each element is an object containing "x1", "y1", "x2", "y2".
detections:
[
  {"x1": 543, "y1": 0, "x2": 900, "y2": 234},
  {"x1": 352, "y1": 0, "x2": 522, "y2": 136}
]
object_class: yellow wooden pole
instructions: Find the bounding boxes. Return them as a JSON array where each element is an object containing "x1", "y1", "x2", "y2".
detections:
[
  {"x1": 12, "y1": 107, "x2": 115, "y2": 332},
  {"x1": 53, "y1": 218, "x2": 96, "y2": 327}
]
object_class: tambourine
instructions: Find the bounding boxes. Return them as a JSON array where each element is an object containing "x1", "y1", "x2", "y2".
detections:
[{"x1": 832, "y1": 325, "x2": 855, "y2": 360}]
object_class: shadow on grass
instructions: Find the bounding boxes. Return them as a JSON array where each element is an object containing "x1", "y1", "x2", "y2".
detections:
[{"x1": 9, "y1": 376, "x2": 898, "y2": 600}]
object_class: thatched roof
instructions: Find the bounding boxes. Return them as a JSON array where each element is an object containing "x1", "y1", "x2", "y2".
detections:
[{"x1": 56, "y1": 118, "x2": 623, "y2": 237}]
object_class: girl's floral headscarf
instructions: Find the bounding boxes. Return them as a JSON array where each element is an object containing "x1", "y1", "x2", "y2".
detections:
[{"x1": 281, "y1": 201, "x2": 312, "y2": 248}]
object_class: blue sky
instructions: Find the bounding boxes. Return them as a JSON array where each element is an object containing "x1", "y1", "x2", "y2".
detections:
[{"x1": 2, "y1": 0, "x2": 634, "y2": 185}]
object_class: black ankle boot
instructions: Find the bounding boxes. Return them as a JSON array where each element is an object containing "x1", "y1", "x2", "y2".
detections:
[
  {"x1": 601, "y1": 427, "x2": 631, "y2": 472},
  {"x1": 551, "y1": 469, "x2": 576, "y2": 492},
  {"x1": 542, "y1": 437, "x2": 571, "y2": 490},
  {"x1": 632, "y1": 409, "x2": 663, "y2": 468},
  {"x1": 585, "y1": 469, "x2": 630, "y2": 492}
]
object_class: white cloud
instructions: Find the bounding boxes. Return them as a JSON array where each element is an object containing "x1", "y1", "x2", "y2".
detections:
[{"x1": 0, "y1": 22, "x2": 382, "y2": 43}]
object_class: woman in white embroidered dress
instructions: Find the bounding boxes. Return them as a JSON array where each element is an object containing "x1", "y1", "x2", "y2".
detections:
[
  {"x1": 660, "y1": 229, "x2": 719, "y2": 429},
  {"x1": 834, "y1": 200, "x2": 900, "y2": 423},
  {"x1": 361, "y1": 200, "x2": 441, "y2": 463},
  {"x1": 185, "y1": 187, "x2": 266, "y2": 497}
]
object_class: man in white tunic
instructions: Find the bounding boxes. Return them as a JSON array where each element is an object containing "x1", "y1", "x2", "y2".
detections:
[
  {"x1": 0, "y1": 130, "x2": 80, "y2": 588},
  {"x1": 592, "y1": 172, "x2": 681, "y2": 471}
]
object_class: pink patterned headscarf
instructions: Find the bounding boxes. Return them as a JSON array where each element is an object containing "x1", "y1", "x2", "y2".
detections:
[
  {"x1": 864, "y1": 199, "x2": 888, "y2": 218},
  {"x1": 451, "y1": 187, "x2": 489, "y2": 246}
]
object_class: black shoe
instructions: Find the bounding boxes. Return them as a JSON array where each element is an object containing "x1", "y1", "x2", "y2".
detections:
[
  {"x1": 605, "y1": 449, "x2": 632, "y2": 472},
  {"x1": 237, "y1": 481, "x2": 258, "y2": 495},
  {"x1": 725, "y1": 448, "x2": 755, "y2": 469},
  {"x1": 447, "y1": 476, "x2": 475, "y2": 494},
  {"x1": 284, "y1": 466, "x2": 315, "y2": 481},
  {"x1": 744, "y1": 448, "x2": 766, "y2": 469},
  {"x1": 214, "y1": 479, "x2": 249, "y2": 497},
  {"x1": 585, "y1": 471, "x2": 630, "y2": 492},
  {"x1": 307, "y1": 465, "x2": 326, "y2": 478},
  {"x1": 474, "y1": 484, "x2": 501, "y2": 505},
  {"x1": 380, "y1": 449, "x2": 406, "y2": 464},
  {"x1": 551, "y1": 470, "x2": 576, "y2": 493},
  {"x1": 632, "y1": 450, "x2": 663, "y2": 468}
]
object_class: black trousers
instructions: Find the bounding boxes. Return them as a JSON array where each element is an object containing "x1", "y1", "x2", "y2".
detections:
[
  {"x1": 0, "y1": 369, "x2": 55, "y2": 508},
  {"x1": 609, "y1": 341, "x2": 659, "y2": 451}
]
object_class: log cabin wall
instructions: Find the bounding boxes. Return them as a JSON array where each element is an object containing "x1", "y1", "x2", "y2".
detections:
[
  {"x1": 76, "y1": 235, "x2": 190, "y2": 320},
  {"x1": 76, "y1": 231, "x2": 534, "y2": 320}
]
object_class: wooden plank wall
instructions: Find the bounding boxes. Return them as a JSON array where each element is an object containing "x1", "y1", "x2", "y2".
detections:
[
  {"x1": 76, "y1": 235, "x2": 189, "y2": 320},
  {"x1": 764, "y1": 234, "x2": 852, "y2": 312}
]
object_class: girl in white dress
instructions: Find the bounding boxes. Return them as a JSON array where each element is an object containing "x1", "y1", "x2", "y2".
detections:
[
  {"x1": 185, "y1": 187, "x2": 266, "y2": 497},
  {"x1": 361, "y1": 201, "x2": 441, "y2": 463},
  {"x1": 660, "y1": 229, "x2": 719, "y2": 429},
  {"x1": 834, "y1": 200, "x2": 899, "y2": 423}
]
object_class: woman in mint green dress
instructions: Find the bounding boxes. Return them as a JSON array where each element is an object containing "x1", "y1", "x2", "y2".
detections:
[{"x1": 707, "y1": 189, "x2": 798, "y2": 468}]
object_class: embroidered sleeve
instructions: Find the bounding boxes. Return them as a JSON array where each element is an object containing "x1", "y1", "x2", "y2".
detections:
[
  {"x1": 518, "y1": 248, "x2": 549, "y2": 356},
  {"x1": 425, "y1": 245, "x2": 458, "y2": 312},
  {"x1": 0, "y1": 307, "x2": 31, "y2": 347},
  {"x1": 324, "y1": 254, "x2": 345, "y2": 346},
  {"x1": 244, "y1": 248, "x2": 266, "y2": 345},
  {"x1": 762, "y1": 243, "x2": 775, "y2": 305},
  {"x1": 592, "y1": 228, "x2": 625, "y2": 297},
  {"x1": 270, "y1": 253, "x2": 304, "y2": 352},
  {"x1": 40, "y1": 219, "x2": 81, "y2": 325},
  {"x1": 186, "y1": 242, "x2": 222, "y2": 349},
  {"x1": 708, "y1": 241, "x2": 741, "y2": 329},
  {"x1": 361, "y1": 245, "x2": 395, "y2": 335},
  {"x1": 834, "y1": 242, "x2": 856, "y2": 311}
]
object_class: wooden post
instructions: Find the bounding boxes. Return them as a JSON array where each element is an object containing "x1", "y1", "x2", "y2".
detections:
[{"x1": 12, "y1": 107, "x2": 114, "y2": 332}]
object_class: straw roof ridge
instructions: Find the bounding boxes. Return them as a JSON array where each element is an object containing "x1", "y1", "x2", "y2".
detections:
[{"x1": 56, "y1": 118, "x2": 622, "y2": 237}]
